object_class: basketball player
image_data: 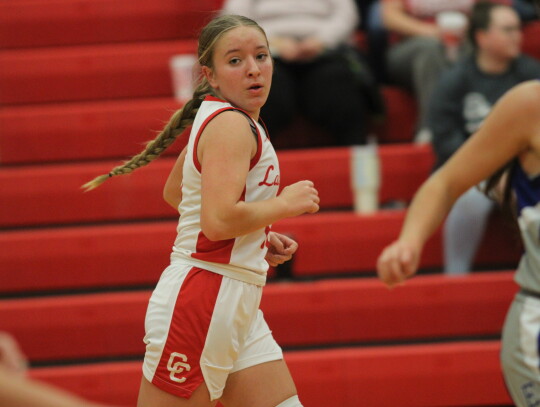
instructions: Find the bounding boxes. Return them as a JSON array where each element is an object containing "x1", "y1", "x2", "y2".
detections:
[
  {"x1": 83, "y1": 14, "x2": 319, "y2": 407},
  {"x1": 377, "y1": 1, "x2": 540, "y2": 404}
]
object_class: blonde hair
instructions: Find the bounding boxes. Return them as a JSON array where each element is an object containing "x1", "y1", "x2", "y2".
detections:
[{"x1": 82, "y1": 15, "x2": 267, "y2": 191}]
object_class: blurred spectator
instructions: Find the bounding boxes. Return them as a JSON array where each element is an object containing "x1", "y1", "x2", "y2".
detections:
[
  {"x1": 381, "y1": 0, "x2": 475, "y2": 143},
  {"x1": 0, "y1": 331, "x2": 114, "y2": 407},
  {"x1": 357, "y1": 0, "x2": 390, "y2": 83},
  {"x1": 428, "y1": 1, "x2": 540, "y2": 275},
  {"x1": 222, "y1": 0, "x2": 384, "y2": 147}
]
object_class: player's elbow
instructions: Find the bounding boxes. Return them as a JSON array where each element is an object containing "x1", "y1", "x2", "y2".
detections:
[
  {"x1": 163, "y1": 185, "x2": 181, "y2": 210},
  {"x1": 200, "y1": 215, "x2": 229, "y2": 241}
]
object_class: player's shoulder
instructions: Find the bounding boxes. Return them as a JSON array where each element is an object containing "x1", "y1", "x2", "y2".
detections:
[
  {"x1": 504, "y1": 80, "x2": 540, "y2": 108},
  {"x1": 201, "y1": 109, "x2": 256, "y2": 147},
  {"x1": 205, "y1": 108, "x2": 252, "y2": 129}
]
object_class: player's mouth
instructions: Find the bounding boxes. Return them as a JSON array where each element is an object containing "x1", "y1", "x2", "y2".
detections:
[{"x1": 248, "y1": 83, "x2": 264, "y2": 94}]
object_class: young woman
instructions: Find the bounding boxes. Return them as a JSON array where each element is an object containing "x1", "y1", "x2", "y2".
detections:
[
  {"x1": 377, "y1": 1, "x2": 540, "y2": 403},
  {"x1": 83, "y1": 14, "x2": 319, "y2": 407}
]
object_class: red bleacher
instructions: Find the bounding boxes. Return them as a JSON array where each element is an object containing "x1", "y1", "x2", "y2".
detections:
[
  {"x1": 1, "y1": 273, "x2": 517, "y2": 363},
  {"x1": 0, "y1": 41, "x2": 198, "y2": 105},
  {"x1": 0, "y1": 144, "x2": 433, "y2": 227},
  {"x1": 0, "y1": 0, "x2": 220, "y2": 49},
  {"x1": 1, "y1": 1, "x2": 535, "y2": 406},
  {"x1": 29, "y1": 341, "x2": 511, "y2": 407}
]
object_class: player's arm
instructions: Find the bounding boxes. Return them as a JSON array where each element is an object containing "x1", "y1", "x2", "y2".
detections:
[
  {"x1": 163, "y1": 147, "x2": 187, "y2": 210},
  {"x1": 198, "y1": 111, "x2": 319, "y2": 241},
  {"x1": 381, "y1": 0, "x2": 439, "y2": 37},
  {"x1": 378, "y1": 81, "x2": 540, "y2": 287},
  {"x1": 0, "y1": 368, "x2": 110, "y2": 407}
]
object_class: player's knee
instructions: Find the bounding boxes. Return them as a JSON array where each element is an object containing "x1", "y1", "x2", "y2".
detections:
[{"x1": 275, "y1": 395, "x2": 303, "y2": 407}]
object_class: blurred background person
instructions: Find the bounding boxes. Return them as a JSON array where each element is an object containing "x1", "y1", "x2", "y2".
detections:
[
  {"x1": 222, "y1": 0, "x2": 384, "y2": 148},
  {"x1": 382, "y1": 0, "x2": 474, "y2": 143},
  {"x1": 0, "y1": 331, "x2": 113, "y2": 407},
  {"x1": 428, "y1": 0, "x2": 540, "y2": 275}
]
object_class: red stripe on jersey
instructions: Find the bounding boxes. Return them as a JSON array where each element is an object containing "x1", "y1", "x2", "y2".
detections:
[
  {"x1": 192, "y1": 107, "x2": 233, "y2": 173},
  {"x1": 249, "y1": 123, "x2": 263, "y2": 170},
  {"x1": 195, "y1": 97, "x2": 264, "y2": 172},
  {"x1": 191, "y1": 188, "x2": 247, "y2": 263},
  {"x1": 151, "y1": 267, "x2": 223, "y2": 398},
  {"x1": 192, "y1": 232, "x2": 235, "y2": 263}
]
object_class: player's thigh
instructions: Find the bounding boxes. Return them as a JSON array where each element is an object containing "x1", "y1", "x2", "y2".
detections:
[
  {"x1": 501, "y1": 292, "x2": 540, "y2": 406},
  {"x1": 137, "y1": 376, "x2": 217, "y2": 407},
  {"x1": 220, "y1": 359, "x2": 297, "y2": 407}
]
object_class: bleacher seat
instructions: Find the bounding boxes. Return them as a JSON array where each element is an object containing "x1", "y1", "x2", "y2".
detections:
[
  {"x1": 0, "y1": 145, "x2": 433, "y2": 227},
  {"x1": 0, "y1": 41, "x2": 197, "y2": 105},
  {"x1": 30, "y1": 341, "x2": 512, "y2": 407},
  {"x1": 0, "y1": 0, "x2": 220, "y2": 49},
  {"x1": 2, "y1": 273, "x2": 517, "y2": 363},
  {"x1": 523, "y1": 21, "x2": 540, "y2": 61}
]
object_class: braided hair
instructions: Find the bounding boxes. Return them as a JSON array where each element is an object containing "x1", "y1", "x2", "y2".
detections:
[{"x1": 82, "y1": 15, "x2": 267, "y2": 191}]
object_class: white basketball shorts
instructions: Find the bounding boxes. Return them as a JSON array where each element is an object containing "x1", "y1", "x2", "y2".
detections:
[{"x1": 142, "y1": 263, "x2": 283, "y2": 401}]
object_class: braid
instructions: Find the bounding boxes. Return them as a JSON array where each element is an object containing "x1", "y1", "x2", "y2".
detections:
[
  {"x1": 82, "y1": 14, "x2": 267, "y2": 192},
  {"x1": 81, "y1": 82, "x2": 211, "y2": 192}
]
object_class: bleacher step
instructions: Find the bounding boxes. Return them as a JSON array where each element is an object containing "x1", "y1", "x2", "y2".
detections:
[
  {"x1": 2, "y1": 273, "x2": 517, "y2": 363},
  {"x1": 0, "y1": 211, "x2": 521, "y2": 294},
  {"x1": 29, "y1": 340, "x2": 511, "y2": 406},
  {"x1": 0, "y1": 40, "x2": 196, "y2": 105},
  {"x1": 0, "y1": 0, "x2": 220, "y2": 49},
  {"x1": 0, "y1": 145, "x2": 434, "y2": 227}
]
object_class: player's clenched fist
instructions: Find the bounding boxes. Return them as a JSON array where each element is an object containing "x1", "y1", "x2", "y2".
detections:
[
  {"x1": 376, "y1": 240, "x2": 421, "y2": 288},
  {"x1": 278, "y1": 180, "x2": 320, "y2": 217}
]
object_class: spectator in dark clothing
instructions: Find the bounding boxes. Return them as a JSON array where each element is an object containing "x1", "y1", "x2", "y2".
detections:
[{"x1": 222, "y1": 0, "x2": 383, "y2": 148}]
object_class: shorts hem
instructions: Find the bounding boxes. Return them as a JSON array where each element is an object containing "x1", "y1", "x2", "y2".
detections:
[
  {"x1": 230, "y1": 351, "x2": 283, "y2": 374},
  {"x1": 143, "y1": 368, "x2": 203, "y2": 399}
]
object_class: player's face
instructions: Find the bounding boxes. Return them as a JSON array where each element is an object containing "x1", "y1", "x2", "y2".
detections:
[
  {"x1": 482, "y1": 7, "x2": 522, "y2": 60},
  {"x1": 203, "y1": 26, "x2": 273, "y2": 120}
]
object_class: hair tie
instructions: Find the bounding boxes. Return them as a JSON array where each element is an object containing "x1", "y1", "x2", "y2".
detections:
[{"x1": 108, "y1": 172, "x2": 113, "y2": 178}]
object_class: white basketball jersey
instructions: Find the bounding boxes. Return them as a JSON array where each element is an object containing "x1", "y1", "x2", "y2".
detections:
[{"x1": 170, "y1": 96, "x2": 280, "y2": 286}]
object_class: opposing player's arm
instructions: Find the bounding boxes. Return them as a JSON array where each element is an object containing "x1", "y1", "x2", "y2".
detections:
[
  {"x1": 198, "y1": 112, "x2": 319, "y2": 241},
  {"x1": 378, "y1": 81, "x2": 540, "y2": 287},
  {"x1": 404, "y1": 82, "x2": 536, "y2": 242}
]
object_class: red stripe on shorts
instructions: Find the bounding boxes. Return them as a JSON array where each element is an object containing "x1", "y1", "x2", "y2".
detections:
[{"x1": 151, "y1": 267, "x2": 223, "y2": 398}]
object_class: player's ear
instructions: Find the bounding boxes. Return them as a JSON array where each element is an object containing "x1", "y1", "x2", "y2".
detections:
[{"x1": 202, "y1": 66, "x2": 218, "y2": 89}]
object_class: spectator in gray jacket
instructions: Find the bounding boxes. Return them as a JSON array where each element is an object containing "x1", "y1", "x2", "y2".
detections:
[{"x1": 428, "y1": 0, "x2": 540, "y2": 275}]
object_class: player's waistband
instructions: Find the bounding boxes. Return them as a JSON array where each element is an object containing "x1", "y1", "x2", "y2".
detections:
[{"x1": 170, "y1": 252, "x2": 267, "y2": 287}]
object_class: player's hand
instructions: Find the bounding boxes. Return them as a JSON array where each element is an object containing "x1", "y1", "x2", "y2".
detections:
[
  {"x1": 0, "y1": 332, "x2": 28, "y2": 376},
  {"x1": 376, "y1": 240, "x2": 420, "y2": 288},
  {"x1": 265, "y1": 232, "x2": 298, "y2": 267},
  {"x1": 270, "y1": 37, "x2": 302, "y2": 61},
  {"x1": 297, "y1": 37, "x2": 325, "y2": 61},
  {"x1": 278, "y1": 180, "x2": 320, "y2": 217}
]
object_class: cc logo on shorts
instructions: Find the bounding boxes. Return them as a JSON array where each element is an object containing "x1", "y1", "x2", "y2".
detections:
[{"x1": 167, "y1": 352, "x2": 191, "y2": 383}]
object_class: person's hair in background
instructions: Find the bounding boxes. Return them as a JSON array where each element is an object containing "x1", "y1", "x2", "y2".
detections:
[
  {"x1": 82, "y1": 15, "x2": 267, "y2": 192},
  {"x1": 468, "y1": 1, "x2": 508, "y2": 49},
  {"x1": 514, "y1": 0, "x2": 540, "y2": 22},
  {"x1": 468, "y1": 0, "x2": 527, "y2": 52}
]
